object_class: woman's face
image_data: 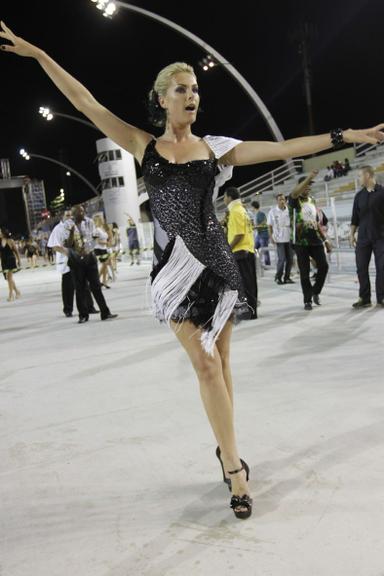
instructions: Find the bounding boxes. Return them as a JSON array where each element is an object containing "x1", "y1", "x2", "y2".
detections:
[{"x1": 159, "y1": 72, "x2": 200, "y2": 126}]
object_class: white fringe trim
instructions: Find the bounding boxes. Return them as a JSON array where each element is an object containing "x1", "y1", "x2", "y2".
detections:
[
  {"x1": 200, "y1": 289, "x2": 238, "y2": 357},
  {"x1": 151, "y1": 235, "x2": 206, "y2": 326},
  {"x1": 150, "y1": 234, "x2": 238, "y2": 355}
]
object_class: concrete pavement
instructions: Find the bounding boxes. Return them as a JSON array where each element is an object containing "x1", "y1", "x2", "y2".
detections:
[{"x1": 1, "y1": 262, "x2": 383, "y2": 576}]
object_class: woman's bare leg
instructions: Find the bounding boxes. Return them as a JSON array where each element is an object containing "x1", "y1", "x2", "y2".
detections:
[
  {"x1": 6, "y1": 271, "x2": 14, "y2": 301},
  {"x1": 108, "y1": 259, "x2": 116, "y2": 282},
  {"x1": 216, "y1": 320, "x2": 234, "y2": 407},
  {"x1": 12, "y1": 275, "x2": 20, "y2": 297},
  {"x1": 99, "y1": 261, "x2": 108, "y2": 285},
  {"x1": 170, "y1": 320, "x2": 250, "y2": 509},
  {"x1": 215, "y1": 320, "x2": 235, "y2": 481}
]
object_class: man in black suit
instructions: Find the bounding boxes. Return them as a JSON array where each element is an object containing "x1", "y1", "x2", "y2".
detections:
[{"x1": 350, "y1": 165, "x2": 384, "y2": 308}]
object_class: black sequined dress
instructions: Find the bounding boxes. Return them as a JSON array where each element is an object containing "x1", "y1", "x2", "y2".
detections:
[
  {"x1": 0, "y1": 241, "x2": 18, "y2": 276},
  {"x1": 141, "y1": 136, "x2": 249, "y2": 355}
]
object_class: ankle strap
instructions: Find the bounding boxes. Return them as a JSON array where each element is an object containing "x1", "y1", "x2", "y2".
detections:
[{"x1": 228, "y1": 465, "x2": 244, "y2": 475}]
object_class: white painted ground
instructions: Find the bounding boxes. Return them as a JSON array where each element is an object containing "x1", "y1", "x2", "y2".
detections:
[{"x1": 1, "y1": 261, "x2": 383, "y2": 576}]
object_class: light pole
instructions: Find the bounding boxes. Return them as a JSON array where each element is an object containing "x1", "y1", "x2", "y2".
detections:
[
  {"x1": 38, "y1": 106, "x2": 100, "y2": 132},
  {"x1": 90, "y1": 0, "x2": 285, "y2": 142},
  {"x1": 19, "y1": 149, "x2": 100, "y2": 197}
]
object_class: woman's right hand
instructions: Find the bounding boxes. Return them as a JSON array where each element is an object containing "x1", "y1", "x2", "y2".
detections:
[{"x1": 0, "y1": 21, "x2": 41, "y2": 58}]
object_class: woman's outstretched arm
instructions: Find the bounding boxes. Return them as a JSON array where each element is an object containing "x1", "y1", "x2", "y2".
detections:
[
  {"x1": 0, "y1": 21, "x2": 153, "y2": 163},
  {"x1": 220, "y1": 129, "x2": 384, "y2": 167}
]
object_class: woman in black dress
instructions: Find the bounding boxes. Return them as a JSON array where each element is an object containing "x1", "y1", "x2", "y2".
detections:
[
  {"x1": 0, "y1": 227, "x2": 21, "y2": 301},
  {"x1": 24, "y1": 236, "x2": 38, "y2": 268},
  {"x1": 2, "y1": 21, "x2": 383, "y2": 519}
]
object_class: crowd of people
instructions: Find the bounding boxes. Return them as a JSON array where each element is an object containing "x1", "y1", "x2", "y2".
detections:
[
  {"x1": 5, "y1": 233, "x2": 55, "y2": 269},
  {"x1": 220, "y1": 165, "x2": 384, "y2": 312},
  {"x1": 2, "y1": 166, "x2": 383, "y2": 317},
  {"x1": 0, "y1": 207, "x2": 144, "y2": 308},
  {"x1": 324, "y1": 158, "x2": 351, "y2": 180}
]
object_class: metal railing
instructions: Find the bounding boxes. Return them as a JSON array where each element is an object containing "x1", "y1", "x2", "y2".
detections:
[
  {"x1": 355, "y1": 140, "x2": 384, "y2": 158},
  {"x1": 135, "y1": 141, "x2": 384, "y2": 215},
  {"x1": 215, "y1": 159, "x2": 304, "y2": 211},
  {"x1": 239, "y1": 159, "x2": 303, "y2": 197}
]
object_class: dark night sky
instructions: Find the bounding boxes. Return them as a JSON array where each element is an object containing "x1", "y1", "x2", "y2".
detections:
[{"x1": 1, "y1": 0, "x2": 383, "y2": 220}]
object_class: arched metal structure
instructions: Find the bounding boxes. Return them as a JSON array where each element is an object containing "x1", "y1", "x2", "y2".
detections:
[
  {"x1": 109, "y1": 1, "x2": 285, "y2": 142},
  {"x1": 24, "y1": 153, "x2": 99, "y2": 197}
]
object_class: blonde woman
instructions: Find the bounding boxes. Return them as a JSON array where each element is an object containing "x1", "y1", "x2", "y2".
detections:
[
  {"x1": 2, "y1": 20, "x2": 383, "y2": 520},
  {"x1": 93, "y1": 214, "x2": 111, "y2": 288},
  {"x1": 0, "y1": 227, "x2": 21, "y2": 301}
]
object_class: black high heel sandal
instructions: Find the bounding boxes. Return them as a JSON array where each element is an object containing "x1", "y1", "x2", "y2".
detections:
[
  {"x1": 228, "y1": 465, "x2": 253, "y2": 520},
  {"x1": 216, "y1": 446, "x2": 250, "y2": 492}
]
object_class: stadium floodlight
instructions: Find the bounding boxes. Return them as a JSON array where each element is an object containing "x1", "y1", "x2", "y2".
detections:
[
  {"x1": 90, "y1": 0, "x2": 117, "y2": 18},
  {"x1": 19, "y1": 148, "x2": 30, "y2": 160},
  {"x1": 39, "y1": 106, "x2": 55, "y2": 121},
  {"x1": 104, "y1": 2, "x2": 116, "y2": 17},
  {"x1": 199, "y1": 55, "x2": 217, "y2": 72},
  {"x1": 37, "y1": 106, "x2": 98, "y2": 131}
]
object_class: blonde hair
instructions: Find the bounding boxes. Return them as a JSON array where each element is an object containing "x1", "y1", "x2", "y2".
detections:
[
  {"x1": 154, "y1": 62, "x2": 195, "y2": 96},
  {"x1": 360, "y1": 165, "x2": 375, "y2": 178},
  {"x1": 148, "y1": 62, "x2": 196, "y2": 127},
  {"x1": 93, "y1": 214, "x2": 105, "y2": 228}
]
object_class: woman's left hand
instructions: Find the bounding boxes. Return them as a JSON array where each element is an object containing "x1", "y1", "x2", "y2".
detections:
[{"x1": 343, "y1": 125, "x2": 384, "y2": 145}]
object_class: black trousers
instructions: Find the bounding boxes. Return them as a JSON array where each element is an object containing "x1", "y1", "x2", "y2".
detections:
[
  {"x1": 234, "y1": 251, "x2": 258, "y2": 319},
  {"x1": 68, "y1": 252, "x2": 110, "y2": 319},
  {"x1": 61, "y1": 271, "x2": 74, "y2": 315},
  {"x1": 61, "y1": 271, "x2": 95, "y2": 315},
  {"x1": 356, "y1": 239, "x2": 384, "y2": 303},
  {"x1": 294, "y1": 244, "x2": 329, "y2": 303},
  {"x1": 276, "y1": 242, "x2": 293, "y2": 280}
]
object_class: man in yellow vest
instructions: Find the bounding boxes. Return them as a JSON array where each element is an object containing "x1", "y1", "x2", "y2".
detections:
[{"x1": 224, "y1": 187, "x2": 257, "y2": 319}]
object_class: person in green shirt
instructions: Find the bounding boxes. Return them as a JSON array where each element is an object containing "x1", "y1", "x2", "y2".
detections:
[{"x1": 289, "y1": 171, "x2": 332, "y2": 310}]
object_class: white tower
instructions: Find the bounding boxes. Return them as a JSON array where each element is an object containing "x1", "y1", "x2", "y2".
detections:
[{"x1": 96, "y1": 137, "x2": 142, "y2": 249}]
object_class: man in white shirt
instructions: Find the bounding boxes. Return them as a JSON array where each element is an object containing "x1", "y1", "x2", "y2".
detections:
[
  {"x1": 48, "y1": 209, "x2": 76, "y2": 317},
  {"x1": 267, "y1": 194, "x2": 294, "y2": 285},
  {"x1": 48, "y1": 209, "x2": 99, "y2": 318},
  {"x1": 49, "y1": 205, "x2": 117, "y2": 324}
]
